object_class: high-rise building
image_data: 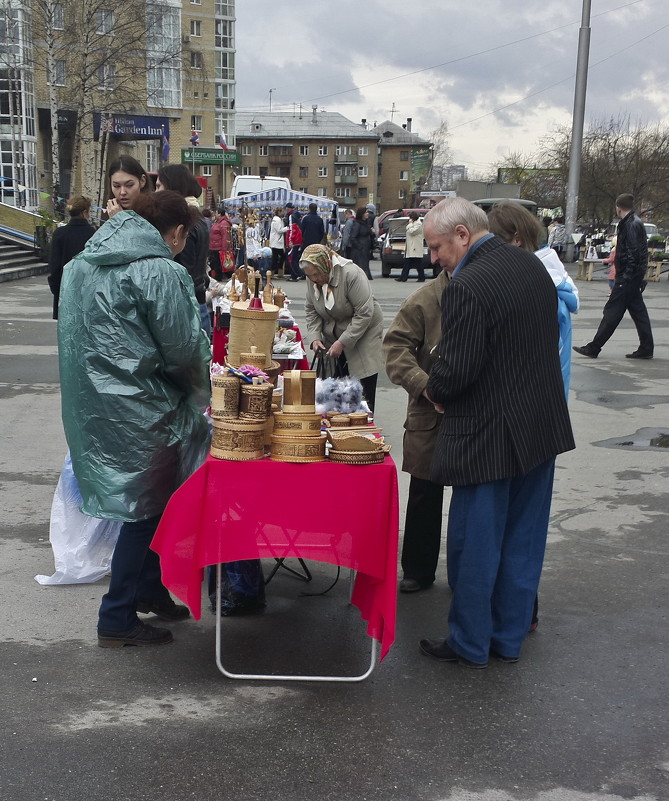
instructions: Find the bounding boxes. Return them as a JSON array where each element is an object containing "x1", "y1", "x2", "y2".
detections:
[{"x1": 0, "y1": 0, "x2": 238, "y2": 213}]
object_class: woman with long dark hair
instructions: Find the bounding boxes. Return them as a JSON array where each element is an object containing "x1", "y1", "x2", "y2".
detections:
[{"x1": 106, "y1": 155, "x2": 152, "y2": 217}]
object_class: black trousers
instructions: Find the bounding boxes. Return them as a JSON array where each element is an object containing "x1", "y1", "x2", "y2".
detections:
[
  {"x1": 271, "y1": 248, "x2": 285, "y2": 275},
  {"x1": 400, "y1": 257, "x2": 425, "y2": 281},
  {"x1": 401, "y1": 475, "x2": 445, "y2": 586},
  {"x1": 590, "y1": 278, "x2": 654, "y2": 355}
]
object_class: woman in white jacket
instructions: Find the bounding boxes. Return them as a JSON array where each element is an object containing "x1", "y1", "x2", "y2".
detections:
[
  {"x1": 395, "y1": 212, "x2": 425, "y2": 282},
  {"x1": 269, "y1": 207, "x2": 288, "y2": 276}
]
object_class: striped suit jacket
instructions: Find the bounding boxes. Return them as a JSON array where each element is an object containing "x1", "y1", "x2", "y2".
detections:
[{"x1": 426, "y1": 235, "x2": 575, "y2": 487}]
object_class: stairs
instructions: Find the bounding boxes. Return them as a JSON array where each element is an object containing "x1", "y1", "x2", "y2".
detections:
[{"x1": 0, "y1": 237, "x2": 49, "y2": 283}]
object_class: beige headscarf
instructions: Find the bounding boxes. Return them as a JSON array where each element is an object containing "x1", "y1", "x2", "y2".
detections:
[{"x1": 300, "y1": 244, "x2": 336, "y2": 309}]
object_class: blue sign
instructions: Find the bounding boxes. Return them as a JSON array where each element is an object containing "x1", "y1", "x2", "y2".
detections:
[{"x1": 94, "y1": 113, "x2": 170, "y2": 139}]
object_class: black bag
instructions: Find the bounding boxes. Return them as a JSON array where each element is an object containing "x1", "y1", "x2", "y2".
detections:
[{"x1": 310, "y1": 350, "x2": 346, "y2": 379}]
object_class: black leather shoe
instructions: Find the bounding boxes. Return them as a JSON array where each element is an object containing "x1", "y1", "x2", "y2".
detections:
[
  {"x1": 489, "y1": 648, "x2": 519, "y2": 663},
  {"x1": 394, "y1": 278, "x2": 407, "y2": 282},
  {"x1": 98, "y1": 621, "x2": 173, "y2": 648},
  {"x1": 137, "y1": 597, "x2": 190, "y2": 621},
  {"x1": 573, "y1": 345, "x2": 598, "y2": 358},
  {"x1": 419, "y1": 638, "x2": 488, "y2": 669},
  {"x1": 625, "y1": 350, "x2": 653, "y2": 359},
  {"x1": 399, "y1": 578, "x2": 431, "y2": 593}
]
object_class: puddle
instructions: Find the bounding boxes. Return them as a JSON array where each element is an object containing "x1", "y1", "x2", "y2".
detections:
[{"x1": 594, "y1": 427, "x2": 669, "y2": 451}]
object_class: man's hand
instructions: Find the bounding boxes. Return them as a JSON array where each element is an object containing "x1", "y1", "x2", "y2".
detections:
[{"x1": 422, "y1": 387, "x2": 445, "y2": 413}]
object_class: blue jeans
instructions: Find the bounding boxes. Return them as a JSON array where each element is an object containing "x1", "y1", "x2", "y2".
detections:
[
  {"x1": 446, "y1": 459, "x2": 556, "y2": 663},
  {"x1": 98, "y1": 516, "x2": 170, "y2": 632}
]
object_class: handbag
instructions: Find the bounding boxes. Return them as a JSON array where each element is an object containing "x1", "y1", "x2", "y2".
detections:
[{"x1": 310, "y1": 350, "x2": 345, "y2": 380}]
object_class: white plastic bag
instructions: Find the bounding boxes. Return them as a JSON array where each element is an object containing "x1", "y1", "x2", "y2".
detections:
[{"x1": 35, "y1": 453, "x2": 121, "y2": 585}]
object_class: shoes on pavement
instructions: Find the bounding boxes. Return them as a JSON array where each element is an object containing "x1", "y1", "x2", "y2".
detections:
[
  {"x1": 287, "y1": 277, "x2": 298, "y2": 282},
  {"x1": 489, "y1": 648, "x2": 519, "y2": 663},
  {"x1": 625, "y1": 350, "x2": 653, "y2": 359},
  {"x1": 98, "y1": 621, "x2": 174, "y2": 648},
  {"x1": 137, "y1": 597, "x2": 190, "y2": 621},
  {"x1": 416, "y1": 279, "x2": 425, "y2": 282},
  {"x1": 394, "y1": 278, "x2": 407, "y2": 282},
  {"x1": 399, "y1": 578, "x2": 431, "y2": 593},
  {"x1": 573, "y1": 345, "x2": 598, "y2": 358},
  {"x1": 419, "y1": 638, "x2": 488, "y2": 669}
]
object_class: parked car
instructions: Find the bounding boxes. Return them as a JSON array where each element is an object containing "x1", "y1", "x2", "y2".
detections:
[
  {"x1": 375, "y1": 208, "x2": 429, "y2": 238},
  {"x1": 380, "y1": 216, "x2": 438, "y2": 278}
]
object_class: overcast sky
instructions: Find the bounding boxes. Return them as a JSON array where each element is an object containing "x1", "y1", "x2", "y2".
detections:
[{"x1": 234, "y1": 0, "x2": 669, "y2": 175}]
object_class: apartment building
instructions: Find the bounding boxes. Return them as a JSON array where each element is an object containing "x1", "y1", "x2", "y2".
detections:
[
  {"x1": 234, "y1": 109, "x2": 379, "y2": 208},
  {"x1": 0, "y1": 0, "x2": 238, "y2": 212},
  {"x1": 371, "y1": 119, "x2": 432, "y2": 212}
]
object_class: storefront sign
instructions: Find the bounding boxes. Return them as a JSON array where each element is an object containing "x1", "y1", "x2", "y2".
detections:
[
  {"x1": 181, "y1": 148, "x2": 241, "y2": 166},
  {"x1": 93, "y1": 113, "x2": 170, "y2": 139}
]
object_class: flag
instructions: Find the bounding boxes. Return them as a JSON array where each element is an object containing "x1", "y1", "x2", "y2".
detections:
[
  {"x1": 218, "y1": 130, "x2": 228, "y2": 151},
  {"x1": 162, "y1": 133, "x2": 170, "y2": 162},
  {"x1": 189, "y1": 128, "x2": 199, "y2": 146}
]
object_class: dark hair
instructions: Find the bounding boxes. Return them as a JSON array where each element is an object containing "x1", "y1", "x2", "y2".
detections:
[
  {"x1": 66, "y1": 195, "x2": 91, "y2": 217},
  {"x1": 107, "y1": 156, "x2": 151, "y2": 194},
  {"x1": 132, "y1": 191, "x2": 199, "y2": 237},
  {"x1": 355, "y1": 207, "x2": 367, "y2": 221},
  {"x1": 308, "y1": 202, "x2": 318, "y2": 213},
  {"x1": 408, "y1": 211, "x2": 419, "y2": 221},
  {"x1": 616, "y1": 193, "x2": 634, "y2": 211},
  {"x1": 217, "y1": 203, "x2": 228, "y2": 215},
  {"x1": 487, "y1": 201, "x2": 543, "y2": 252},
  {"x1": 157, "y1": 164, "x2": 202, "y2": 198},
  {"x1": 202, "y1": 208, "x2": 212, "y2": 219},
  {"x1": 542, "y1": 216, "x2": 553, "y2": 227}
]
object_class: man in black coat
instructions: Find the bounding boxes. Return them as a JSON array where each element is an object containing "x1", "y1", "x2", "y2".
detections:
[
  {"x1": 299, "y1": 202, "x2": 325, "y2": 247},
  {"x1": 420, "y1": 197, "x2": 575, "y2": 668},
  {"x1": 573, "y1": 193, "x2": 654, "y2": 359}
]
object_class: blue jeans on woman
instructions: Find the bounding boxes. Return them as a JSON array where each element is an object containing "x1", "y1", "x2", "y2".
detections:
[{"x1": 98, "y1": 516, "x2": 170, "y2": 632}]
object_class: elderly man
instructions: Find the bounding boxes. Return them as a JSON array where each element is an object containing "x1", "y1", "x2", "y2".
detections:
[{"x1": 421, "y1": 197, "x2": 575, "y2": 668}]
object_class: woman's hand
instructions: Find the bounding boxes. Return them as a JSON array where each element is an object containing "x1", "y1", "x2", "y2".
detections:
[
  {"x1": 312, "y1": 339, "x2": 326, "y2": 354},
  {"x1": 327, "y1": 340, "x2": 344, "y2": 359},
  {"x1": 106, "y1": 198, "x2": 121, "y2": 218}
]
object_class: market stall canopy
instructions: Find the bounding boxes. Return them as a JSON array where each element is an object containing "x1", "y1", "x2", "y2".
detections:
[{"x1": 222, "y1": 188, "x2": 337, "y2": 218}]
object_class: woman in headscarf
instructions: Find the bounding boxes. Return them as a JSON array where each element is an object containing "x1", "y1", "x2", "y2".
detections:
[{"x1": 301, "y1": 244, "x2": 383, "y2": 412}]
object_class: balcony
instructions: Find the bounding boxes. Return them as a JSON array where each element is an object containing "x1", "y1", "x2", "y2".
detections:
[
  {"x1": 334, "y1": 153, "x2": 358, "y2": 164},
  {"x1": 337, "y1": 196, "x2": 356, "y2": 206},
  {"x1": 268, "y1": 153, "x2": 293, "y2": 165},
  {"x1": 335, "y1": 175, "x2": 357, "y2": 185}
]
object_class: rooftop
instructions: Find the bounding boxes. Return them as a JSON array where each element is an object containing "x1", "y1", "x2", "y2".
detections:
[
  {"x1": 235, "y1": 111, "x2": 380, "y2": 141},
  {"x1": 371, "y1": 120, "x2": 431, "y2": 146}
]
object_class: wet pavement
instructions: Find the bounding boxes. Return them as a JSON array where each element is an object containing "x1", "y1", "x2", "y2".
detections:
[{"x1": 1, "y1": 264, "x2": 668, "y2": 801}]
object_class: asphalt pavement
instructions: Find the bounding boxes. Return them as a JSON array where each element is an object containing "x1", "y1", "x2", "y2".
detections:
[{"x1": 1, "y1": 261, "x2": 668, "y2": 801}]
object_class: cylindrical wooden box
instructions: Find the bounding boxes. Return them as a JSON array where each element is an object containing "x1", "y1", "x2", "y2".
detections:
[
  {"x1": 330, "y1": 415, "x2": 351, "y2": 427},
  {"x1": 239, "y1": 381, "x2": 273, "y2": 420},
  {"x1": 270, "y1": 433, "x2": 327, "y2": 463},
  {"x1": 211, "y1": 372, "x2": 240, "y2": 419},
  {"x1": 239, "y1": 345, "x2": 266, "y2": 369},
  {"x1": 272, "y1": 411, "x2": 323, "y2": 437},
  {"x1": 282, "y1": 369, "x2": 317, "y2": 413},
  {"x1": 210, "y1": 418, "x2": 266, "y2": 461},
  {"x1": 227, "y1": 301, "x2": 279, "y2": 368},
  {"x1": 348, "y1": 412, "x2": 369, "y2": 426}
]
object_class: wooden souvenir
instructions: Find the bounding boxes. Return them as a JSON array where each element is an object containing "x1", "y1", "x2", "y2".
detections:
[
  {"x1": 239, "y1": 378, "x2": 273, "y2": 420},
  {"x1": 263, "y1": 271, "x2": 273, "y2": 305},
  {"x1": 211, "y1": 371, "x2": 241, "y2": 419},
  {"x1": 282, "y1": 369, "x2": 317, "y2": 414},
  {"x1": 270, "y1": 433, "x2": 327, "y2": 463},
  {"x1": 210, "y1": 418, "x2": 265, "y2": 461},
  {"x1": 273, "y1": 411, "x2": 323, "y2": 437},
  {"x1": 239, "y1": 345, "x2": 267, "y2": 369},
  {"x1": 226, "y1": 300, "x2": 279, "y2": 368}
]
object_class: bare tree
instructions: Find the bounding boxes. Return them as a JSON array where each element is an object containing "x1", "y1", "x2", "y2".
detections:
[{"x1": 497, "y1": 151, "x2": 565, "y2": 210}]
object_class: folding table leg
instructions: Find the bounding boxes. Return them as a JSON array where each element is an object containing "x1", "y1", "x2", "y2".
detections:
[{"x1": 214, "y1": 564, "x2": 378, "y2": 682}]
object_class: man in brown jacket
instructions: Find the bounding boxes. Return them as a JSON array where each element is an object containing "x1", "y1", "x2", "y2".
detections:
[{"x1": 383, "y1": 270, "x2": 449, "y2": 592}]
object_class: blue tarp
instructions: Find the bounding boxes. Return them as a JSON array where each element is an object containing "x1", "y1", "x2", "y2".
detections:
[{"x1": 222, "y1": 187, "x2": 337, "y2": 219}]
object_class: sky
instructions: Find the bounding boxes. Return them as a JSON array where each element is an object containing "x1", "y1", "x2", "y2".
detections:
[{"x1": 234, "y1": 0, "x2": 669, "y2": 176}]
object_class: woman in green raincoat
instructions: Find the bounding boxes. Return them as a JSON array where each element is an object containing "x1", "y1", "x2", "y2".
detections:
[{"x1": 58, "y1": 191, "x2": 211, "y2": 648}]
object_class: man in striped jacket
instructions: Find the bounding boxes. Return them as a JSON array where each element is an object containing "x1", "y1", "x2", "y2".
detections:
[{"x1": 420, "y1": 198, "x2": 575, "y2": 669}]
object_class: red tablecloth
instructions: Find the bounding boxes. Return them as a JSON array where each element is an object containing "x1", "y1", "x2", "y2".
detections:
[{"x1": 151, "y1": 455, "x2": 399, "y2": 660}]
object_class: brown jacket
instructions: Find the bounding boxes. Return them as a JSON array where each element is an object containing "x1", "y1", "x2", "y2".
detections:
[{"x1": 383, "y1": 270, "x2": 448, "y2": 480}]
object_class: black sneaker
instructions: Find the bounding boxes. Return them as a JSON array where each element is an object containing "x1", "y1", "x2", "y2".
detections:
[
  {"x1": 625, "y1": 350, "x2": 653, "y2": 359},
  {"x1": 573, "y1": 345, "x2": 598, "y2": 358},
  {"x1": 419, "y1": 638, "x2": 488, "y2": 669},
  {"x1": 98, "y1": 621, "x2": 174, "y2": 648},
  {"x1": 137, "y1": 597, "x2": 190, "y2": 621}
]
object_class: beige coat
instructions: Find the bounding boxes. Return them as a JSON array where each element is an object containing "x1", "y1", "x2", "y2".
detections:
[
  {"x1": 305, "y1": 255, "x2": 384, "y2": 380},
  {"x1": 383, "y1": 270, "x2": 448, "y2": 480},
  {"x1": 404, "y1": 219, "x2": 424, "y2": 260}
]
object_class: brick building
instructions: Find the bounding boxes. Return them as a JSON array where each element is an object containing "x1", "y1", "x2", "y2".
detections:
[{"x1": 371, "y1": 119, "x2": 432, "y2": 212}]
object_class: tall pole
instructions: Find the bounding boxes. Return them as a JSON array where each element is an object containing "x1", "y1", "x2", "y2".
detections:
[{"x1": 565, "y1": 0, "x2": 592, "y2": 261}]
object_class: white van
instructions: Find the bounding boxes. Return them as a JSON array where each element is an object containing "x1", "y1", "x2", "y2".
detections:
[{"x1": 230, "y1": 175, "x2": 291, "y2": 197}]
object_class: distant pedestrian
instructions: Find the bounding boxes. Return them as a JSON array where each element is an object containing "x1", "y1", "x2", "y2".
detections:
[
  {"x1": 349, "y1": 207, "x2": 373, "y2": 279},
  {"x1": 547, "y1": 216, "x2": 566, "y2": 260},
  {"x1": 395, "y1": 212, "x2": 425, "y2": 282},
  {"x1": 341, "y1": 209, "x2": 354, "y2": 258},
  {"x1": 573, "y1": 193, "x2": 654, "y2": 360},
  {"x1": 48, "y1": 195, "x2": 95, "y2": 319},
  {"x1": 300, "y1": 202, "x2": 325, "y2": 247}
]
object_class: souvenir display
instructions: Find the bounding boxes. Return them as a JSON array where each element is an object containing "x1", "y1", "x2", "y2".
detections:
[
  {"x1": 326, "y1": 430, "x2": 389, "y2": 466},
  {"x1": 270, "y1": 369, "x2": 326, "y2": 463}
]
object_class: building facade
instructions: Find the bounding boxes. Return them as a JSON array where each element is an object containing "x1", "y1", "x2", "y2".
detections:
[
  {"x1": 371, "y1": 119, "x2": 432, "y2": 212},
  {"x1": 234, "y1": 109, "x2": 379, "y2": 208},
  {"x1": 0, "y1": 0, "x2": 238, "y2": 213}
]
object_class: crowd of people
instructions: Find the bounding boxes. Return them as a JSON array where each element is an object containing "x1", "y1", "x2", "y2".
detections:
[{"x1": 48, "y1": 163, "x2": 655, "y2": 664}]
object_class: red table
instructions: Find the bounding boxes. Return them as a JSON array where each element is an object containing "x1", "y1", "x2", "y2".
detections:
[{"x1": 151, "y1": 455, "x2": 399, "y2": 676}]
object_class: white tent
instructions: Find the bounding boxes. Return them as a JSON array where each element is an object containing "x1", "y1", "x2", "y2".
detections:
[{"x1": 221, "y1": 187, "x2": 337, "y2": 220}]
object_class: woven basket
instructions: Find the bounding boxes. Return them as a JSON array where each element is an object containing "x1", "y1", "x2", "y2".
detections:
[
  {"x1": 239, "y1": 381, "x2": 273, "y2": 420},
  {"x1": 211, "y1": 372, "x2": 240, "y2": 419},
  {"x1": 227, "y1": 301, "x2": 279, "y2": 368},
  {"x1": 327, "y1": 449, "x2": 385, "y2": 466},
  {"x1": 273, "y1": 411, "x2": 323, "y2": 436},
  {"x1": 211, "y1": 418, "x2": 266, "y2": 461},
  {"x1": 329, "y1": 415, "x2": 351, "y2": 427},
  {"x1": 270, "y1": 433, "x2": 327, "y2": 463},
  {"x1": 348, "y1": 412, "x2": 369, "y2": 426},
  {"x1": 282, "y1": 369, "x2": 317, "y2": 413}
]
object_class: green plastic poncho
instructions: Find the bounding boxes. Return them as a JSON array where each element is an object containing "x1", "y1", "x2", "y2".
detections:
[{"x1": 58, "y1": 210, "x2": 211, "y2": 522}]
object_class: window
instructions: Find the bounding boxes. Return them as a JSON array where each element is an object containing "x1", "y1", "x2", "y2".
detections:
[
  {"x1": 318, "y1": 145, "x2": 328, "y2": 156},
  {"x1": 399, "y1": 170, "x2": 409, "y2": 181},
  {"x1": 334, "y1": 187, "x2": 348, "y2": 198},
  {"x1": 97, "y1": 63, "x2": 115, "y2": 90},
  {"x1": 215, "y1": 0, "x2": 234, "y2": 16},
  {"x1": 258, "y1": 145, "x2": 268, "y2": 156},
  {"x1": 357, "y1": 187, "x2": 368, "y2": 198},
  {"x1": 147, "y1": 4, "x2": 182, "y2": 108},
  {"x1": 398, "y1": 189, "x2": 407, "y2": 200},
  {"x1": 335, "y1": 145, "x2": 352, "y2": 156},
  {"x1": 190, "y1": 0, "x2": 201, "y2": 4},
  {"x1": 190, "y1": 19, "x2": 201, "y2": 36},
  {"x1": 201, "y1": 165, "x2": 212, "y2": 177},
  {"x1": 191, "y1": 115, "x2": 202, "y2": 131},
  {"x1": 299, "y1": 166, "x2": 308, "y2": 178},
  {"x1": 317, "y1": 188, "x2": 327, "y2": 197},
  {"x1": 52, "y1": 3, "x2": 64, "y2": 30},
  {"x1": 190, "y1": 51, "x2": 203, "y2": 69},
  {"x1": 215, "y1": 19, "x2": 233, "y2": 49},
  {"x1": 215, "y1": 82, "x2": 233, "y2": 109},
  {"x1": 259, "y1": 166, "x2": 268, "y2": 177},
  {"x1": 400, "y1": 150, "x2": 409, "y2": 161},
  {"x1": 216, "y1": 51, "x2": 234, "y2": 80},
  {"x1": 299, "y1": 145, "x2": 309, "y2": 156},
  {"x1": 298, "y1": 186, "x2": 309, "y2": 193},
  {"x1": 95, "y1": 9, "x2": 113, "y2": 34},
  {"x1": 358, "y1": 165, "x2": 368, "y2": 177},
  {"x1": 240, "y1": 144, "x2": 251, "y2": 156},
  {"x1": 241, "y1": 166, "x2": 252, "y2": 175},
  {"x1": 335, "y1": 165, "x2": 355, "y2": 176},
  {"x1": 145, "y1": 142, "x2": 159, "y2": 172},
  {"x1": 318, "y1": 166, "x2": 328, "y2": 177},
  {"x1": 52, "y1": 60, "x2": 66, "y2": 86},
  {"x1": 358, "y1": 146, "x2": 368, "y2": 156}
]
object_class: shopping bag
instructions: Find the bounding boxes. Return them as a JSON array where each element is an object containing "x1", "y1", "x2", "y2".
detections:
[
  {"x1": 34, "y1": 453, "x2": 121, "y2": 585},
  {"x1": 310, "y1": 350, "x2": 345, "y2": 380}
]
